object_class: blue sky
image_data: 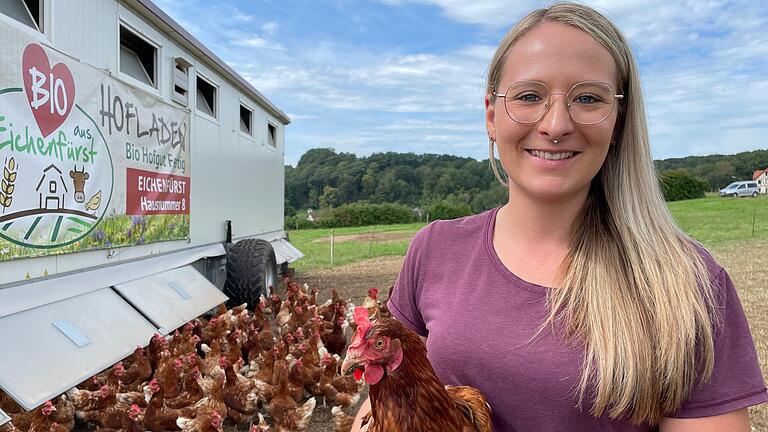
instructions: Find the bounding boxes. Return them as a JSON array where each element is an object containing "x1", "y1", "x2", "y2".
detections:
[{"x1": 153, "y1": 0, "x2": 768, "y2": 167}]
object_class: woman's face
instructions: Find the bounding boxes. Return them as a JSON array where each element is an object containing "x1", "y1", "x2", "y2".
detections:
[{"x1": 486, "y1": 21, "x2": 620, "y2": 201}]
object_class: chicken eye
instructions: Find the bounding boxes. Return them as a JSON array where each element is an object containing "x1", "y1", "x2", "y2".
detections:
[{"x1": 374, "y1": 339, "x2": 385, "y2": 349}]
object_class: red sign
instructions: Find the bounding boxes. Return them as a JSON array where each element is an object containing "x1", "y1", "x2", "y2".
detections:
[
  {"x1": 22, "y1": 43, "x2": 76, "y2": 138},
  {"x1": 126, "y1": 168, "x2": 190, "y2": 215}
]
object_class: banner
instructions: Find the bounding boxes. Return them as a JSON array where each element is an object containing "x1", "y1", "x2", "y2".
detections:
[{"x1": 0, "y1": 31, "x2": 190, "y2": 261}]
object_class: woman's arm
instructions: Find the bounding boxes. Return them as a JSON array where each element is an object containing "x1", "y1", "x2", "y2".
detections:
[
  {"x1": 659, "y1": 408, "x2": 750, "y2": 432},
  {"x1": 350, "y1": 397, "x2": 372, "y2": 432}
]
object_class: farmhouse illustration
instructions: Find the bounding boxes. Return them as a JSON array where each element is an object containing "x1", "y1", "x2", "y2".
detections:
[{"x1": 35, "y1": 164, "x2": 69, "y2": 210}]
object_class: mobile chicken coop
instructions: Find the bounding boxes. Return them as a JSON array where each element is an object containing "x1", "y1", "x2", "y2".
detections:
[{"x1": 0, "y1": 0, "x2": 302, "y2": 415}]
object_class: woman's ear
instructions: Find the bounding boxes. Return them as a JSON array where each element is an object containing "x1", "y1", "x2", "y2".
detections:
[{"x1": 485, "y1": 93, "x2": 497, "y2": 141}]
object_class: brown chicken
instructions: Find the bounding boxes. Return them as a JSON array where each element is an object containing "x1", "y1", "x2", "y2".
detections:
[
  {"x1": 73, "y1": 385, "x2": 114, "y2": 423},
  {"x1": 331, "y1": 406, "x2": 354, "y2": 432},
  {"x1": 165, "y1": 367, "x2": 203, "y2": 410},
  {"x1": 144, "y1": 379, "x2": 193, "y2": 432},
  {"x1": 250, "y1": 413, "x2": 271, "y2": 431},
  {"x1": 321, "y1": 311, "x2": 348, "y2": 357},
  {"x1": 192, "y1": 371, "x2": 227, "y2": 422},
  {"x1": 94, "y1": 403, "x2": 142, "y2": 432},
  {"x1": 176, "y1": 410, "x2": 223, "y2": 432},
  {"x1": 12, "y1": 400, "x2": 57, "y2": 432},
  {"x1": 318, "y1": 353, "x2": 360, "y2": 408},
  {"x1": 341, "y1": 307, "x2": 493, "y2": 432},
  {"x1": 148, "y1": 333, "x2": 169, "y2": 371},
  {"x1": 121, "y1": 346, "x2": 153, "y2": 391},
  {"x1": 361, "y1": 288, "x2": 380, "y2": 320},
  {"x1": 220, "y1": 358, "x2": 258, "y2": 423},
  {"x1": 267, "y1": 360, "x2": 316, "y2": 432},
  {"x1": 51, "y1": 395, "x2": 75, "y2": 431}
]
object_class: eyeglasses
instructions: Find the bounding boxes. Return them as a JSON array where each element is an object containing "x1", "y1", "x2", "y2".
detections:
[{"x1": 493, "y1": 81, "x2": 624, "y2": 125}]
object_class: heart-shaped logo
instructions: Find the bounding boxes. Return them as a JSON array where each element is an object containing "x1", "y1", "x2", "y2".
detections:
[{"x1": 22, "y1": 43, "x2": 76, "y2": 138}]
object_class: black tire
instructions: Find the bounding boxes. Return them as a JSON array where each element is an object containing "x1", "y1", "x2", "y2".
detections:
[{"x1": 223, "y1": 239, "x2": 278, "y2": 307}]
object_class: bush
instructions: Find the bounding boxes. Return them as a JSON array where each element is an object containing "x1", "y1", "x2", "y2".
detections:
[
  {"x1": 331, "y1": 202, "x2": 416, "y2": 227},
  {"x1": 286, "y1": 202, "x2": 416, "y2": 229},
  {"x1": 285, "y1": 215, "x2": 316, "y2": 230},
  {"x1": 426, "y1": 201, "x2": 472, "y2": 221},
  {"x1": 659, "y1": 170, "x2": 709, "y2": 201}
]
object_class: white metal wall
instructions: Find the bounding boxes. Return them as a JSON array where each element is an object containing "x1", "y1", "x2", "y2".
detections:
[{"x1": 0, "y1": 0, "x2": 287, "y2": 284}]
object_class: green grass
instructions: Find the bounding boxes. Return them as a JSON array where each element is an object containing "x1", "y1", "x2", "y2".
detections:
[
  {"x1": 289, "y1": 195, "x2": 768, "y2": 271},
  {"x1": 667, "y1": 195, "x2": 768, "y2": 248},
  {"x1": 288, "y1": 222, "x2": 425, "y2": 272}
]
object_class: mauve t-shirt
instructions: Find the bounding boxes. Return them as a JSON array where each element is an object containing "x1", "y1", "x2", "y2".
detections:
[{"x1": 387, "y1": 206, "x2": 767, "y2": 431}]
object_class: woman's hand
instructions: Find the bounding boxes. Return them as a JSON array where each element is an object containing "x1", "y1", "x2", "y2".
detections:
[{"x1": 350, "y1": 397, "x2": 373, "y2": 432}]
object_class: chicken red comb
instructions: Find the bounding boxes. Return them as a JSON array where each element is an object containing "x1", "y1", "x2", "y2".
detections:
[
  {"x1": 218, "y1": 357, "x2": 228, "y2": 368},
  {"x1": 350, "y1": 306, "x2": 372, "y2": 349},
  {"x1": 368, "y1": 288, "x2": 379, "y2": 298}
]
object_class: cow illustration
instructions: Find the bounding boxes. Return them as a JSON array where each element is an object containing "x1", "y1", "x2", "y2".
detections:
[{"x1": 69, "y1": 166, "x2": 90, "y2": 203}]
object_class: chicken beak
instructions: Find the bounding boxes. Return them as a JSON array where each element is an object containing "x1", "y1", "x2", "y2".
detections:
[{"x1": 340, "y1": 351, "x2": 362, "y2": 376}]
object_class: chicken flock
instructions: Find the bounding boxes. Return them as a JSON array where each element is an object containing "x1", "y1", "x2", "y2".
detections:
[{"x1": 0, "y1": 279, "x2": 393, "y2": 432}]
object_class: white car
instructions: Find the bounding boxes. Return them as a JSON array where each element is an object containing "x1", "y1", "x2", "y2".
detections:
[{"x1": 719, "y1": 181, "x2": 759, "y2": 197}]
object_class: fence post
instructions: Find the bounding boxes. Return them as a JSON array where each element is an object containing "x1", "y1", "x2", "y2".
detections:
[
  {"x1": 368, "y1": 225, "x2": 376, "y2": 256},
  {"x1": 330, "y1": 228, "x2": 335, "y2": 267},
  {"x1": 752, "y1": 198, "x2": 758, "y2": 237}
]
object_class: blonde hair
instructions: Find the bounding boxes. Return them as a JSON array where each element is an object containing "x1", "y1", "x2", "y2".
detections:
[{"x1": 486, "y1": 2, "x2": 719, "y2": 425}]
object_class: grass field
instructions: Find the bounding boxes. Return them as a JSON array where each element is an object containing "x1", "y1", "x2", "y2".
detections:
[
  {"x1": 289, "y1": 196, "x2": 768, "y2": 428},
  {"x1": 289, "y1": 196, "x2": 768, "y2": 271},
  {"x1": 288, "y1": 222, "x2": 425, "y2": 272},
  {"x1": 668, "y1": 195, "x2": 768, "y2": 246}
]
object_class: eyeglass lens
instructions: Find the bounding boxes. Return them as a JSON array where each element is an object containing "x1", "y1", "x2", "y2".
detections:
[{"x1": 503, "y1": 81, "x2": 617, "y2": 125}]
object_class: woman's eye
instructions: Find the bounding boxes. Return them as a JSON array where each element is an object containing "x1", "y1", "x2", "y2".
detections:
[
  {"x1": 574, "y1": 94, "x2": 600, "y2": 104},
  {"x1": 516, "y1": 93, "x2": 542, "y2": 103}
]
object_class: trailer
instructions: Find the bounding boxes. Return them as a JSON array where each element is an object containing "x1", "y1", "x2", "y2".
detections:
[{"x1": 0, "y1": 0, "x2": 302, "y2": 414}]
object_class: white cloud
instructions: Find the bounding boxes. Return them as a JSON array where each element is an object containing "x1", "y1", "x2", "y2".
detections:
[
  {"x1": 232, "y1": 37, "x2": 285, "y2": 50},
  {"x1": 155, "y1": 0, "x2": 767, "y2": 165},
  {"x1": 262, "y1": 21, "x2": 279, "y2": 35}
]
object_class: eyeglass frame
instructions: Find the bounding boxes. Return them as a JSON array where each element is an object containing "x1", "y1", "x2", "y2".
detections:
[{"x1": 492, "y1": 80, "x2": 624, "y2": 125}]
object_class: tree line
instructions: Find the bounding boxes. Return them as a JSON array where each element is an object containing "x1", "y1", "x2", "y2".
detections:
[{"x1": 285, "y1": 148, "x2": 768, "y2": 217}]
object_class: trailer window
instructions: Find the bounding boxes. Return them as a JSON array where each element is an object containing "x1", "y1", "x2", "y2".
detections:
[
  {"x1": 267, "y1": 123, "x2": 277, "y2": 147},
  {"x1": 196, "y1": 75, "x2": 217, "y2": 118},
  {"x1": 240, "y1": 104, "x2": 252, "y2": 135},
  {"x1": 0, "y1": 0, "x2": 41, "y2": 31},
  {"x1": 119, "y1": 25, "x2": 157, "y2": 87},
  {"x1": 172, "y1": 58, "x2": 191, "y2": 106}
]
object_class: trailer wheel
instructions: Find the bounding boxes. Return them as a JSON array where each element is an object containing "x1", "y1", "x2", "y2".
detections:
[{"x1": 223, "y1": 239, "x2": 278, "y2": 307}]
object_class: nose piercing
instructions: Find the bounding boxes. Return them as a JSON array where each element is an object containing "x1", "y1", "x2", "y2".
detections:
[{"x1": 553, "y1": 139, "x2": 558, "y2": 144}]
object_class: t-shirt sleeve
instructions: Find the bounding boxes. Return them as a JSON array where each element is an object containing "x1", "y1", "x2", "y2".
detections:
[
  {"x1": 386, "y1": 224, "x2": 430, "y2": 337},
  {"x1": 667, "y1": 267, "x2": 768, "y2": 418}
]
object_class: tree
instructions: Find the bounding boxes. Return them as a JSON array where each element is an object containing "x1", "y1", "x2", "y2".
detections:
[
  {"x1": 658, "y1": 169, "x2": 708, "y2": 201},
  {"x1": 319, "y1": 186, "x2": 339, "y2": 208}
]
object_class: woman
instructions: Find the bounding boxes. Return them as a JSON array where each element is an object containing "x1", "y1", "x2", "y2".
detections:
[{"x1": 352, "y1": 3, "x2": 767, "y2": 431}]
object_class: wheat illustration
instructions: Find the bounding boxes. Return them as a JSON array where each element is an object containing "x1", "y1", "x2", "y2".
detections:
[{"x1": 1, "y1": 157, "x2": 17, "y2": 214}]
